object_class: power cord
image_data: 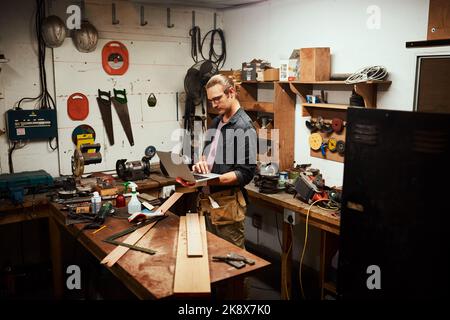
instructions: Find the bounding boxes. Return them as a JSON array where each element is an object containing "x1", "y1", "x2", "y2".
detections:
[
  {"x1": 282, "y1": 225, "x2": 293, "y2": 300},
  {"x1": 274, "y1": 213, "x2": 283, "y2": 250},
  {"x1": 8, "y1": 140, "x2": 28, "y2": 173},
  {"x1": 189, "y1": 26, "x2": 202, "y2": 63},
  {"x1": 11, "y1": 0, "x2": 59, "y2": 156},
  {"x1": 189, "y1": 26, "x2": 226, "y2": 69},
  {"x1": 201, "y1": 28, "x2": 226, "y2": 69},
  {"x1": 299, "y1": 198, "x2": 330, "y2": 300},
  {"x1": 345, "y1": 66, "x2": 388, "y2": 84}
]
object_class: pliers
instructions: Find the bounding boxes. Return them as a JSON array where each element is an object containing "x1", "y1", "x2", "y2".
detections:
[{"x1": 212, "y1": 253, "x2": 256, "y2": 269}]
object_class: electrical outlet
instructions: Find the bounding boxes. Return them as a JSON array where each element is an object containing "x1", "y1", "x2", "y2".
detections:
[
  {"x1": 284, "y1": 209, "x2": 299, "y2": 225},
  {"x1": 252, "y1": 214, "x2": 262, "y2": 229}
]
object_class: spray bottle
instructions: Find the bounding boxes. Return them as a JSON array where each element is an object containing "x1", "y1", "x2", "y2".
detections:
[{"x1": 127, "y1": 182, "x2": 141, "y2": 215}]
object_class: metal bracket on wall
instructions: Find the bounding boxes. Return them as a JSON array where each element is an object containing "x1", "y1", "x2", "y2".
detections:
[
  {"x1": 79, "y1": 0, "x2": 86, "y2": 19},
  {"x1": 167, "y1": 8, "x2": 174, "y2": 28},
  {"x1": 112, "y1": 3, "x2": 119, "y2": 25},
  {"x1": 140, "y1": 6, "x2": 148, "y2": 26}
]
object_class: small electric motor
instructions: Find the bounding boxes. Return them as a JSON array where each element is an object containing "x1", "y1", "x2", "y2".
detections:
[{"x1": 116, "y1": 146, "x2": 156, "y2": 181}]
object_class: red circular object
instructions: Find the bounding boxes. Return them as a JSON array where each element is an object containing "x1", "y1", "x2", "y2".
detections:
[
  {"x1": 102, "y1": 41, "x2": 129, "y2": 75},
  {"x1": 332, "y1": 118, "x2": 344, "y2": 133},
  {"x1": 67, "y1": 93, "x2": 89, "y2": 120}
]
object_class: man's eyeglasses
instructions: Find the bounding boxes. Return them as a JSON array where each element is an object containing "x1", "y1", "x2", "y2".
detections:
[{"x1": 208, "y1": 94, "x2": 224, "y2": 103}]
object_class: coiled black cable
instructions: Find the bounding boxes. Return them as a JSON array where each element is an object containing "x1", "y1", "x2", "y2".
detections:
[
  {"x1": 189, "y1": 26, "x2": 202, "y2": 63},
  {"x1": 201, "y1": 28, "x2": 226, "y2": 69},
  {"x1": 189, "y1": 26, "x2": 226, "y2": 69}
]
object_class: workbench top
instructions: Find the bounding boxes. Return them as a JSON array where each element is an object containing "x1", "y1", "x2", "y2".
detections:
[
  {"x1": 245, "y1": 182, "x2": 340, "y2": 234},
  {"x1": 49, "y1": 200, "x2": 270, "y2": 299}
]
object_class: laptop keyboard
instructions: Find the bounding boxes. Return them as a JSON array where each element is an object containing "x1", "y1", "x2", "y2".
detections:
[{"x1": 193, "y1": 174, "x2": 208, "y2": 180}]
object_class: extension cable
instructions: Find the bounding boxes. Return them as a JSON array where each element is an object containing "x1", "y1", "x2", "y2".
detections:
[
  {"x1": 299, "y1": 198, "x2": 330, "y2": 299},
  {"x1": 345, "y1": 66, "x2": 388, "y2": 84}
]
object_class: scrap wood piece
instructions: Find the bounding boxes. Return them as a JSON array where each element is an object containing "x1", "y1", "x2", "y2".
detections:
[
  {"x1": 102, "y1": 217, "x2": 166, "y2": 255},
  {"x1": 186, "y1": 213, "x2": 203, "y2": 257},
  {"x1": 100, "y1": 220, "x2": 158, "y2": 267},
  {"x1": 173, "y1": 215, "x2": 210, "y2": 295},
  {"x1": 100, "y1": 192, "x2": 183, "y2": 267}
]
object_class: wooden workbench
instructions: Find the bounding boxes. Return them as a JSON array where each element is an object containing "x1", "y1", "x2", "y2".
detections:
[
  {"x1": 48, "y1": 201, "x2": 270, "y2": 299},
  {"x1": 0, "y1": 173, "x2": 176, "y2": 226},
  {"x1": 0, "y1": 193, "x2": 50, "y2": 225},
  {"x1": 245, "y1": 182, "x2": 340, "y2": 299},
  {"x1": 2, "y1": 175, "x2": 270, "y2": 299},
  {"x1": 117, "y1": 174, "x2": 176, "y2": 192}
]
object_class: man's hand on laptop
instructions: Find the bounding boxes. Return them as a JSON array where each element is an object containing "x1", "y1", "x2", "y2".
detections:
[{"x1": 192, "y1": 156, "x2": 209, "y2": 174}]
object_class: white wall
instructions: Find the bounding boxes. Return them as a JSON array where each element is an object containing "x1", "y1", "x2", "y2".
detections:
[
  {"x1": 224, "y1": 0, "x2": 450, "y2": 268},
  {"x1": 223, "y1": 0, "x2": 436, "y2": 186},
  {"x1": 0, "y1": 0, "x2": 223, "y2": 175}
]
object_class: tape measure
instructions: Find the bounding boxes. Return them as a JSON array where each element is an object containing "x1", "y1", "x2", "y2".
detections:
[
  {"x1": 309, "y1": 133, "x2": 323, "y2": 151},
  {"x1": 102, "y1": 41, "x2": 129, "y2": 75},
  {"x1": 328, "y1": 138, "x2": 337, "y2": 152},
  {"x1": 71, "y1": 124, "x2": 96, "y2": 145}
]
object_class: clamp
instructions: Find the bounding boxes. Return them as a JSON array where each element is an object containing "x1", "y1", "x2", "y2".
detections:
[{"x1": 212, "y1": 253, "x2": 256, "y2": 269}]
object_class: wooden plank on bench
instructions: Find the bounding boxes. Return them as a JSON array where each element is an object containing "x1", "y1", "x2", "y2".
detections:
[
  {"x1": 173, "y1": 215, "x2": 210, "y2": 296},
  {"x1": 101, "y1": 192, "x2": 184, "y2": 267},
  {"x1": 186, "y1": 213, "x2": 203, "y2": 257}
]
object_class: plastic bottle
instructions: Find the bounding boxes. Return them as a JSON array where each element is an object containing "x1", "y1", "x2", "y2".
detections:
[
  {"x1": 91, "y1": 191, "x2": 101, "y2": 214},
  {"x1": 127, "y1": 182, "x2": 141, "y2": 215},
  {"x1": 115, "y1": 182, "x2": 128, "y2": 208},
  {"x1": 115, "y1": 193, "x2": 126, "y2": 208}
]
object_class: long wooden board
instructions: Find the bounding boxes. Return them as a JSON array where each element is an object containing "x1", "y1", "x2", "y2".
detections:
[
  {"x1": 186, "y1": 213, "x2": 203, "y2": 257},
  {"x1": 173, "y1": 215, "x2": 210, "y2": 295},
  {"x1": 101, "y1": 192, "x2": 184, "y2": 267}
]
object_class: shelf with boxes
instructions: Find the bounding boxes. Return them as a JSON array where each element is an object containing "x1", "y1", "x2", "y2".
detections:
[
  {"x1": 237, "y1": 81, "x2": 296, "y2": 170},
  {"x1": 286, "y1": 80, "x2": 391, "y2": 163}
]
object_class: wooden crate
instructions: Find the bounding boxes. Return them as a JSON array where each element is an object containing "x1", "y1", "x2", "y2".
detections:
[
  {"x1": 427, "y1": 0, "x2": 450, "y2": 40},
  {"x1": 300, "y1": 48, "x2": 331, "y2": 82}
]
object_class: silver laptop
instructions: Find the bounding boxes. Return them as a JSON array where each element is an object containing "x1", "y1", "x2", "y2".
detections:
[{"x1": 157, "y1": 151, "x2": 220, "y2": 183}]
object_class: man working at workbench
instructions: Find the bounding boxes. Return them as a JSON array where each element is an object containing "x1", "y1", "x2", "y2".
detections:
[{"x1": 193, "y1": 74, "x2": 257, "y2": 248}]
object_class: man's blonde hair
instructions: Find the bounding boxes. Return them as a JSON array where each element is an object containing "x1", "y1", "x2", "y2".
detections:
[{"x1": 206, "y1": 74, "x2": 235, "y2": 93}]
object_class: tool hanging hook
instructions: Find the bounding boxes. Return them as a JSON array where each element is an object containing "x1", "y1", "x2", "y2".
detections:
[
  {"x1": 213, "y1": 12, "x2": 217, "y2": 29},
  {"x1": 167, "y1": 8, "x2": 174, "y2": 28},
  {"x1": 140, "y1": 6, "x2": 148, "y2": 26},
  {"x1": 112, "y1": 3, "x2": 119, "y2": 25},
  {"x1": 80, "y1": 0, "x2": 86, "y2": 20},
  {"x1": 192, "y1": 10, "x2": 196, "y2": 28}
]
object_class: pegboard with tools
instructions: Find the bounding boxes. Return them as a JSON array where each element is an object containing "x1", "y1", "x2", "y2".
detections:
[{"x1": 305, "y1": 108, "x2": 347, "y2": 163}]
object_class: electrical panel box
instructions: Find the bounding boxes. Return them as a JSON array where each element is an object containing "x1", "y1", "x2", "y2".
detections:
[{"x1": 5, "y1": 109, "x2": 58, "y2": 141}]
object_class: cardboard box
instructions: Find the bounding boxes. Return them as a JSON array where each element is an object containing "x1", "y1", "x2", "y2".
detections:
[
  {"x1": 241, "y1": 62, "x2": 256, "y2": 81},
  {"x1": 279, "y1": 60, "x2": 289, "y2": 81},
  {"x1": 299, "y1": 47, "x2": 331, "y2": 82},
  {"x1": 256, "y1": 70, "x2": 265, "y2": 81},
  {"x1": 219, "y1": 70, "x2": 242, "y2": 83},
  {"x1": 288, "y1": 49, "x2": 300, "y2": 81},
  {"x1": 264, "y1": 68, "x2": 279, "y2": 81},
  {"x1": 241, "y1": 59, "x2": 270, "y2": 81}
]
